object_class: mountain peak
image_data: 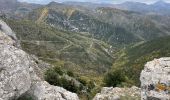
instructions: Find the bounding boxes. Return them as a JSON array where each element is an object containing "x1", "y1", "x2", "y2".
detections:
[
  {"x1": 122, "y1": 1, "x2": 147, "y2": 5},
  {"x1": 155, "y1": 0, "x2": 166, "y2": 4},
  {"x1": 47, "y1": 1, "x2": 62, "y2": 6},
  {"x1": 153, "y1": 0, "x2": 169, "y2": 6}
]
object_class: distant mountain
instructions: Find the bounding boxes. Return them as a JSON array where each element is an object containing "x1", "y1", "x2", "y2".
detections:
[
  {"x1": 0, "y1": 0, "x2": 17, "y2": 12},
  {"x1": 114, "y1": 1, "x2": 170, "y2": 15},
  {"x1": 27, "y1": 3, "x2": 138, "y2": 45},
  {"x1": 114, "y1": 1, "x2": 149, "y2": 12},
  {"x1": 0, "y1": 0, "x2": 42, "y2": 19},
  {"x1": 95, "y1": 7, "x2": 170, "y2": 40},
  {"x1": 63, "y1": 1, "x2": 170, "y2": 15},
  {"x1": 63, "y1": 1, "x2": 113, "y2": 10},
  {"x1": 27, "y1": 2, "x2": 170, "y2": 46},
  {"x1": 152, "y1": 0, "x2": 170, "y2": 8},
  {"x1": 15, "y1": 2, "x2": 41, "y2": 18}
]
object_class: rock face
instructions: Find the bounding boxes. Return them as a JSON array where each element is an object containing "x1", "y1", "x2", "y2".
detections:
[
  {"x1": 0, "y1": 24, "x2": 33, "y2": 99},
  {"x1": 140, "y1": 58, "x2": 170, "y2": 100},
  {"x1": 0, "y1": 37, "x2": 32, "y2": 100},
  {"x1": 27, "y1": 81, "x2": 79, "y2": 100},
  {"x1": 0, "y1": 20, "x2": 17, "y2": 40},
  {"x1": 93, "y1": 86, "x2": 140, "y2": 100},
  {"x1": 0, "y1": 20, "x2": 79, "y2": 100}
]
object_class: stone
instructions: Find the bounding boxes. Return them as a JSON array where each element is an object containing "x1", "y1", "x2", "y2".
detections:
[
  {"x1": 0, "y1": 31, "x2": 15, "y2": 45},
  {"x1": 93, "y1": 86, "x2": 140, "y2": 100},
  {"x1": 0, "y1": 20, "x2": 20, "y2": 47},
  {"x1": 0, "y1": 35, "x2": 32, "y2": 100},
  {"x1": 27, "y1": 81, "x2": 79, "y2": 100},
  {"x1": 0, "y1": 20, "x2": 17, "y2": 41},
  {"x1": 140, "y1": 58, "x2": 170, "y2": 100}
]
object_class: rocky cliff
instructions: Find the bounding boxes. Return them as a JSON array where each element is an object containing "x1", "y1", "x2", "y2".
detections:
[
  {"x1": 140, "y1": 58, "x2": 170, "y2": 100},
  {"x1": 0, "y1": 20, "x2": 79, "y2": 100}
]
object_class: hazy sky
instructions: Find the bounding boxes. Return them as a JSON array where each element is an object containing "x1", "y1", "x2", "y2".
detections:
[{"x1": 18, "y1": 0, "x2": 170, "y2": 4}]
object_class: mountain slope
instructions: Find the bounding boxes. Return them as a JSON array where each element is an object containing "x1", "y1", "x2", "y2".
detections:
[
  {"x1": 95, "y1": 7, "x2": 170, "y2": 41},
  {"x1": 27, "y1": 2, "x2": 170, "y2": 47},
  {"x1": 28, "y1": 3, "x2": 140, "y2": 45},
  {"x1": 107, "y1": 36, "x2": 170, "y2": 86},
  {"x1": 114, "y1": 1, "x2": 170, "y2": 15},
  {"x1": 0, "y1": 0, "x2": 42, "y2": 19},
  {"x1": 5, "y1": 19, "x2": 114, "y2": 82},
  {"x1": 62, "y1": 1, "x2": 170, "y2": 15}
]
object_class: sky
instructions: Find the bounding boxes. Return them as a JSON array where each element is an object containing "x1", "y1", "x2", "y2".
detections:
[{"x1": 18, "y1": 0, "x2": 170, "y2": 4}]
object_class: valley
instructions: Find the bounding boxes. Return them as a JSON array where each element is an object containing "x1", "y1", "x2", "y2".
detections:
[{"x1": 1, "y1": 0, "x2": 170, "y2": 99}]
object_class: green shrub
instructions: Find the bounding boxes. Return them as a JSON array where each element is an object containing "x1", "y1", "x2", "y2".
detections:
[
  {"x1": 104, "y1": 69, "x2": 125, "y2": 87},
  {"x1": 17, "y1": 95, "x2": 34, "y2": 100},
  {"x1": 61, "y1": 78, "x2": 79, "y2": 93},
  {"x1": 45, "y1": 68, "x2": 62, "y2": 86},
  {"x1": 77, "y1": 77, "x2": 87, "y2": 86},
  {"x1": 53, "y1": 66, "x2": 63, "y2": 75},
  {"x1": 67, "y1": 70, "x2": 74, "y2": 77},
  {"x1": 45, "y1": 67, "x2": 80, "y2": 93}
]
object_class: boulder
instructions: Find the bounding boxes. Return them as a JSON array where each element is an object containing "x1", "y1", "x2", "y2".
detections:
[
  {"x1": 0, "y1": 20, "x2": 19, "y2": 47},
  {"x1": 0, "y1": 31, "x2": 15, "y2": 45},
  {"x1": 93, "y1": 86, "x2": 140, "y2": 100},
  {"x1": 0, "y1": 33, "x2": 32, "y2": 100},
  {"x1": 140, "y1": 58, "x2": 170, "y2": 100},
  {"x1": 27, "y1": 81, "x2": 79, "y2": 100},
  {"x1": 0, "y1": 20, "x2": 17, "y2": 41}
]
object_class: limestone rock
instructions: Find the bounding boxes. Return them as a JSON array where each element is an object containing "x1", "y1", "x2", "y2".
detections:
[
  {"x1": 140, "y1": 58, "x2": 170, "y2": 100},
  {"x1": 0, "y1": 31, "x2": 15, "y2": 45},
  {"x1": 93, "y1": 86, "x2": 140, "y2": 100},
  {"x1": 0, "y1": 38, "x2": 32, "y2": 100},
  {"x1": 0, "y1": 20, "x2": 20, "y2": 47},
  {"x1": 27, "y1": 81, "x2": 79, "y2": 100},
  {"x1": 0, "y1": 20, "x2": 17, "y2": 41}
]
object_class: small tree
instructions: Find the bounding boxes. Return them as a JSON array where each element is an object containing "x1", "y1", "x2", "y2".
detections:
[
  {"x1": 45, "y1": 69, "x2": 61, "y2": 86},
  {"x1": 104, "y1": 69, "x2": 125, "y2": 87}
]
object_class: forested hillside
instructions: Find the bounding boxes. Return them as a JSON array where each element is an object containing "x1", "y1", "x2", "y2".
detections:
[{"x1": 105, "y1": 36, "x2": 170, "y2": 87}]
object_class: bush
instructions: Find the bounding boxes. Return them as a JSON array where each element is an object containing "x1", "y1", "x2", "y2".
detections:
[
  {"x1": 45, "y1": 67, "x2": 80, "y2": 93},
  {"x1": 45, "y1": 68, "x2": 62, "y2": 86},
  {"x1": 67, "y1": 70, "x2": 74, "y2": 77},
  {"x1": 77, "y1": 77, "x2": 87, "y2": 86},
  {"x1": 53, "y1": 66, "x2": 63, "y2": 75},
  {"x1": 61, "y1": 78, "x2": 79, "y2": 93},
  {"x1": 104, "y1": 69, "x2": 125, "y2": 87}
]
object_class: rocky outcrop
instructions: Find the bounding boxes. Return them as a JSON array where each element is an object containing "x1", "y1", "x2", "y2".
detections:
[
  {"x1": 0, "y1": 37, "x2": 33, "y2": 100},
  {"x1": 140, "y1": 58, "x2": 170, "y2": 100},
  {"x1": 93, "y1": 86, "x2": 140, "y2": 100},
  {"x1": 27, "y1": 81, "x2": 79, "y2": 100},
  {"x1": 0, "y1": 20, "x2": 17, "y2": 40},
  {"x1": 0, "y1": 20, "x2": 79, "y2": 100},
  {"x1": 0, "y1": 20, "x2": 19, "y2": 47}
]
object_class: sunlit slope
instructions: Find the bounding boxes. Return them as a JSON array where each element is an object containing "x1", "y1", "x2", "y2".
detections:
[{"x1": 6, "y1": 20, "x2": 114, "y2": 79}]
